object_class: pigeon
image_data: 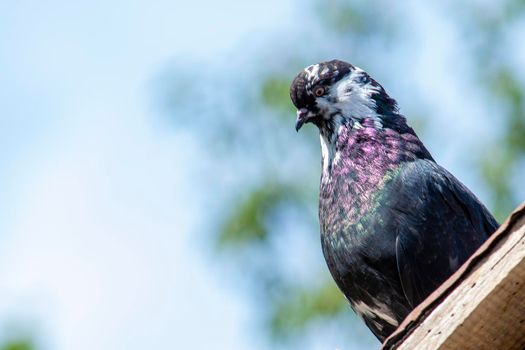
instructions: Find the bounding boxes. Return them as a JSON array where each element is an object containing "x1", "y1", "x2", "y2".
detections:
[{"x1": 290, "y1": 59, "x2": 499, "y2": 342}]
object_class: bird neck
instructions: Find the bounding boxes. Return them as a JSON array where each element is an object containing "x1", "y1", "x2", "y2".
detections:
[{"x1": 318, "y1": 115, "x2": 432, "y2": 186}]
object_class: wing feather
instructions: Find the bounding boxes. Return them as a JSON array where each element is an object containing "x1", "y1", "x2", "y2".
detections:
[{"x1": 387, "y1": 159, "x2": 498, "y2": 307}]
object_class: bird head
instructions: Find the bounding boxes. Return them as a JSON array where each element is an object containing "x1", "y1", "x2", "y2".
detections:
[{"x1": 290, "y1": 59, "x2": 398, "y2": 133}]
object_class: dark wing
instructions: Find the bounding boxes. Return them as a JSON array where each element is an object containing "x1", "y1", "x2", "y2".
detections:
[{"x1": 384, "y1": 159, "x2": 498, "y2": 308}]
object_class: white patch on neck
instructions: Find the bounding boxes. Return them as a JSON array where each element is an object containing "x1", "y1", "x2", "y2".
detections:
[
  {"x1": 320, "y1": 133, "x2": 334, "y2": 182},
  {"x1": 329, "y1": 67, "x2": 383, "y2": 127},
  {"x1": 319, "y1": 116, "x2": 344, "y2": 183}
]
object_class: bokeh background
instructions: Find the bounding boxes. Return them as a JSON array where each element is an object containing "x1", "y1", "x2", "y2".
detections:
[{"x1": 1, "y1": 0, "x2": 525, "y2": 349}]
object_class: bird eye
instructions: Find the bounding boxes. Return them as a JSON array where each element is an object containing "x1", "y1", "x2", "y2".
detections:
[{"x1": 314, "y1": 86, "x2": 325, "y2": 97}]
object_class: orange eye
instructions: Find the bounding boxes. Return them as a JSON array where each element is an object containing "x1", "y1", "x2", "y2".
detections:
[{"x1": 314, "y1": 86, "x2": 325, "y2": 97}]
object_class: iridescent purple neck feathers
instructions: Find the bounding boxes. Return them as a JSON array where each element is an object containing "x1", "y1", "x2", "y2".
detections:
[{"x1": 319, "y1": 115, "x2": 432, "y2": 185}]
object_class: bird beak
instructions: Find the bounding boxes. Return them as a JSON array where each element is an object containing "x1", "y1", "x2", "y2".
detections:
[{"x1": 295, "y1": 108, "x2": 309, "y2": 132}]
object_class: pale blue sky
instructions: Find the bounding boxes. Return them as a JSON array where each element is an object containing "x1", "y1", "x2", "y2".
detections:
[
  {"x1": 0, "y1": 1, "x2": 296, "y2": 349},
  {"x1": 1, "y1": 1, "x2": 523, "y2": 350}
]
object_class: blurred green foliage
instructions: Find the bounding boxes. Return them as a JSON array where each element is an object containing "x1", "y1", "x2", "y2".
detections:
[
  {"x1": 1, "y1": 340, "x2": 33, "y2": 350},
  {"x1": 270, "y1": 281, "x2": 346, "y2": 339},
  {"x1": 219, "y1": 182, "x2": 300, "y2": 246},
  {"x1": 165, "y1": 0, "x2": 525, "y2": 348},
  {"x1": 480, "y1": 67, "x2": 525, "y2": 220},
  {"x1": 260, "y1": 77, "x2": 295, "y2": 116}
]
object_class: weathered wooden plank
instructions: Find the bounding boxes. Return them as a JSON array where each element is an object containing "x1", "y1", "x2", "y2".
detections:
[{"x1": 383, "y1": 202, "x2": 525, "y2": 350}]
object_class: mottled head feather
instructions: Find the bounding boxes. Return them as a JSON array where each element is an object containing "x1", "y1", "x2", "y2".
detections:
[
  {"x1": 290, "y1": 60, "x2": 403, "y2": 135},
  {"x1": 290, "y1": 60, "x2": 354, "y2": 110}
]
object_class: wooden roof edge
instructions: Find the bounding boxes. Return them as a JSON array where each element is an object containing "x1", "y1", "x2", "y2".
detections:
[{"x1": 382, "y1": 201, "x2": 525, "y2": 350}]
